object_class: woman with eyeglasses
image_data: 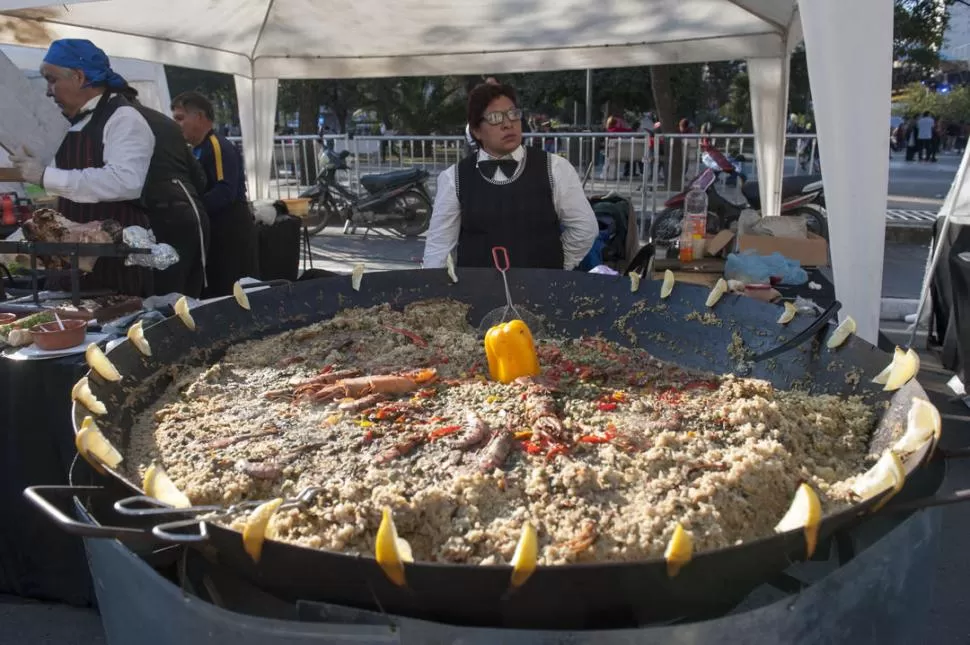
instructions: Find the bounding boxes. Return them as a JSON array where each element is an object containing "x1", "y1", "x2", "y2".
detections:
[{"x1": 424, "y1": 83, "x2": 598, "y2": 271}]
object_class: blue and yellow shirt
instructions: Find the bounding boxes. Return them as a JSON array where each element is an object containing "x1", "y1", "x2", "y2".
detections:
[{"x1": 192, "y1": 129, "x2": 247, "y2": 217}]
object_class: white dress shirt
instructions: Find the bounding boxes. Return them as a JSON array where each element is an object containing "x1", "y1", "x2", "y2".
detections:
[
  {"x1": 43, "y1": 94, "x2": 155, "y2": 204},
  {"x1": 422, "y1": 146, "x2": 598, "y2": 270}
]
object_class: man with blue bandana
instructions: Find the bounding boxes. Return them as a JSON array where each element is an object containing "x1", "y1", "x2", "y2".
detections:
[{"x1": 10, "y1": 39, "x2": 208, "y2": 297}]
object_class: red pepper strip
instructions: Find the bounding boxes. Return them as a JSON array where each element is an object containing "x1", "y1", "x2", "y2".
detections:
[
  {"x1": 417, "y1": 388, "x2": 437, "y2": 398},
  {"x1": 522, "y1": 441, "x2": 544, "y2": 455},
  {"x1": 383, "y1": 325, "x2": 428, "y2": 347},
  {"x1": 578, "y1": 435, "x2": 610, "y2": 444},
  {"x1": 597, "y1": 402, "x2": 618, "y2": 412},
  {"x1": 429, "y1": 425, "x2": 461, "y2": 440},
  {"x1": 362, "y1": 430, "x2": 375, "y2": 443},
  {"x1": 546, "y1": 445, "x2": 569, "y2": 460}
]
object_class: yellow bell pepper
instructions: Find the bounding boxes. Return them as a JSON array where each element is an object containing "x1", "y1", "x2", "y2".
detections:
[{"x1": 484, "y1": 320, "x2": 541, "y2": 384}]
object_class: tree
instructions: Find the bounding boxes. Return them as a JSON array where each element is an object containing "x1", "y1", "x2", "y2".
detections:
[
  {"x1": 164, "y1": 66, "x2": 236, "y2": 124},
  {"x1": 277, "y1": 80, "x2": 364, "y2": 134},
  {"x1": 893, "y1": 0, "x2": 954, "y2": 84},
  {"x1": 369, "y1": 77, "x2": 467, "y2": 134},
  {"x1": 893, "y1": 82, "x2": 970, "y2": 120},
  {"x1": 723, "y1": 71, "x2": 752, "y2": 131},
  {"x1": 651, "y1": 65, "x2": 685, "y2": 190}
]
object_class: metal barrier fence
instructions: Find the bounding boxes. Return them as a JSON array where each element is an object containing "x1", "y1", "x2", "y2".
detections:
[{"x1": 229, "y1": 132, "x2": 819, "y2": 226}]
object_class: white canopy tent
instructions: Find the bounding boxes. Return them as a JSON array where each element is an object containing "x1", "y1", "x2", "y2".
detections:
[
  {"x1": 0, "y1": 43, "x2": 172, "y2": 113},
  {"x1": 0, "y1": 0, "x2": 893, "y2": 342}
]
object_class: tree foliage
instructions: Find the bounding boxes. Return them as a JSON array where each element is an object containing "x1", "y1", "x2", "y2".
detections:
[
  {"x1": 894, "y1": 0, "x2": 953, "y2": 83},
  {"x1": 892, "y1": 82, "x2": 970, "y2": 120},
  {"x1": 164, "y1": 66, "x2": 236, "y2": 123}
]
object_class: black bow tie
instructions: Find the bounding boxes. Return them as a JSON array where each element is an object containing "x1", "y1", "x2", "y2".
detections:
[
  {"x1": 68, "y1": 109, "x2": 93, "y2": 126},
  {"x1": 478, "y1": 158, "x2": 518, "y2": 179}
]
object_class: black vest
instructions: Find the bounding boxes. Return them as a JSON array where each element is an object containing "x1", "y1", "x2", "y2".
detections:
[
  {"x1": 134, "y1": 103, "x2": 207, "y2": 207},
  {"x1": 455, "y1": 147, "x2": 563, "y2": 269}
]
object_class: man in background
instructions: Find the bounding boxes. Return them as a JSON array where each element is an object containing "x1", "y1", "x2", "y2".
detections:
[
  {"x1": 171, "y1": 91, "x2": 258, "y2": 297},
  {"x1": 917, "y1": 111, "x2": 935, "y2": 162}
]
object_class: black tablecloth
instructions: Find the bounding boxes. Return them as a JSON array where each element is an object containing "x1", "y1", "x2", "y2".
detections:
[
  {"x1": 0, "y1": 354, "x2": 94, "y2": 605},
  {"x1": 930, "y1": 219, "x2": 970, "y2": 384}
]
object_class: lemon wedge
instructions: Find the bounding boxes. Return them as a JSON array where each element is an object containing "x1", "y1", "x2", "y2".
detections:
[
  {"x1": 351, "y1": 263, "x2": 365, "y2": 291},
  {"x1": 629, "y1": 272, "x2": 641, "y2": 293},
  {"x1": 773, "y1": 483, "x2": 823, "y2": 559},
  {"x1": 126, "y1": 320, "x2": 151, "y2": 357},
  {"x1": 375, "y1": 507, "x2": 411, "y2": 586},
  {"x1": 660, "y1": 269, "x2": 675, "y2": 299},
  {"x1": 884, "y1": 348, "x2": 920, "y2": 392},
  {"x1": 242, "y1": 498, "x2": 283, "y2": 563},
  {"x1": 664, "y1": 522, "x2": 693, "y2": 577},
  {"x1": 174, "y1": 296, "x2": 196, "y2": 331},
  {"x1": 705, "y1": 278, "x2": 728, "y2": 308},
  {"x1": 143, "y1": 463, "x2": 191, "y2": 508},
  {"x1": 851, "y1": 450, "x2": 905, "y2": 502},
  {"x1": 777, "y1": 301, "x2": 797, "y2": 325},
  {"x1": 233, "y1": 281, "x2": 251, "y2": 310},
  {"x1": 510, "y1": 520, "x2": 539, "y2": 587},
  {"x1": 872, "y1": 347, "x2": 904, "y2": 385},
  {"x1": 75, "y1": 417, "x2": 122, "y2": 473},
  {"x1": 893, "y1": 398, "x2": 942, "y2": 455},
  {"x1": 85, "y1": 343, "x2": 121, "y2": 382},
  {"x1": 71, "y1": 376, "x2": 106, "y2": 415},
  {"x1": 825, "y1": 316, "x2": 856, "y2": 349},
  {"x1": 446, "y1": 254, "x2": 458, "y2": 283}
]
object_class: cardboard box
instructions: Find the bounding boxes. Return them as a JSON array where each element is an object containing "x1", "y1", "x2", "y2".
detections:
[{"x1": 735, "y1": 232, "x2": 829, "y2": 267}]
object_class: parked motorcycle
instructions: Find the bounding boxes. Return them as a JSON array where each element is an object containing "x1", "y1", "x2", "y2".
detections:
[
  {"x1": 299, "y1": 148, "x2": 433, "y2": 238},
  {"x1": 651, "y1": 163, "x2": 828, "y2": 243}
]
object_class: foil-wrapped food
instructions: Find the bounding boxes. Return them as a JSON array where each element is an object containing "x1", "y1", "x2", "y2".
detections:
[{"x1": 122, "y1": 226, "x2": 178, "y2": 271}]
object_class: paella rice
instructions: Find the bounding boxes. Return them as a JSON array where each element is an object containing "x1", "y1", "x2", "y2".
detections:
[{"x1": 126, "y1": 299, "x2": 877, "y2": 565}]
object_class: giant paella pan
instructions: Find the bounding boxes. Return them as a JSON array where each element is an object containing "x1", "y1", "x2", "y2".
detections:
[{"x1": 25, "y1": 264, "x2": 965, "y2": 630}]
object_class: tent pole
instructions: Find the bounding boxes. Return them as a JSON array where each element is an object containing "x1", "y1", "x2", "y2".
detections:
[{"x1": 585, "y1": 69, "x2": 593, "y2": 128}]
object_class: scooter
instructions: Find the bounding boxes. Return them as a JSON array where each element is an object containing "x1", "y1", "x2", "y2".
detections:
[
  {"x1": 299, "y1": 148, "x2": 433, "y2": 238},
  {"x1": 651, "y1": 147, "x2": 827, "y2": 243}
]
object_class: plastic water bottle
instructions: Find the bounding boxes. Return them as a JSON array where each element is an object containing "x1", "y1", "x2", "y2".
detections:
[{"x1": 679, "y1": 187, "x2": 708, "y2": 262}]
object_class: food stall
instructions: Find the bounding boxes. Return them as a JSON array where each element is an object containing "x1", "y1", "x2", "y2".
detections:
[{"x1": 0, "y1": 0, "x2": 961, "y2": 642}]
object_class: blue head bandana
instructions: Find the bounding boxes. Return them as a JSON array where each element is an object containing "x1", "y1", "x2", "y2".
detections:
[{"x1": 43, "y1": 39, "x2": 127, "y2": 90}]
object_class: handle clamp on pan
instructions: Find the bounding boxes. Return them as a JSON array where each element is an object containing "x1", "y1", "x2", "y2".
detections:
[
  {"x1": 23, "y1": 485, "x2": 152, "y2": 540},
  {"x1": 735, "y1": 301, "x2": 842, "y2": 376}
]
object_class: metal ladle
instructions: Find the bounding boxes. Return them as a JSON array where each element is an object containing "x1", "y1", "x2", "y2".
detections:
[{"x1": 477, "y1": 246, "x2": 545, "y2": 335}]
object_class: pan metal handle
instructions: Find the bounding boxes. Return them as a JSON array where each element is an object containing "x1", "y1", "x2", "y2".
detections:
[
  {"x1": 735, "y1": 301, "x2": 841, "y2": 375},
  {"x1": 152, "y1": 517, "x2": 210, "y2": 543},
  {"x1": 114, "y1": 494, "x2": 222, "y2": 517},
  {"x1": 23, "y1": 485, "x2": 150, "y2": 540},
  {"x1": 751, "y1": 300, "x2": 842, "y2": 363}
]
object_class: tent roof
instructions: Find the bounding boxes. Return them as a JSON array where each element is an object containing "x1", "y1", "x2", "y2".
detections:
[{"x1": 0, "y1": 0, "x2": 799, "y2": 79}]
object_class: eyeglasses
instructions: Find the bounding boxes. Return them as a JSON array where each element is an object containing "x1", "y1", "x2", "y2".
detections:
[{"x1": 481, "y1": 108, "x2": 523, "y2": 126}]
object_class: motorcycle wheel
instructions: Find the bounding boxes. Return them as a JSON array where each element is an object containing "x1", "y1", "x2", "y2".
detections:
[
  {"x1": 389, "y1": 190, "x2": 432, "y2": 238},
  {"x1": 790, "y1": 204, "x2": 829, "y2": 241},
  {"x1": 650, "y1": 207, "x2": 723, "y2": 243},
  {"x1": 304, "y1": 193, "x2": 342, "y2": 236}
]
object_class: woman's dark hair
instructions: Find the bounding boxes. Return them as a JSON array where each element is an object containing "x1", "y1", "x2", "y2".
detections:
[
  {"x1": 171, "y1": 91, "x2": 215, "y2": 121},
  {"x1": 466, "y1": 83, "x2": 518, "y2": 127}
]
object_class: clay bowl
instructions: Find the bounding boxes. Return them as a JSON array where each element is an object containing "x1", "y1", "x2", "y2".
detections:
[
  {"x1": 30, "y1": 319, "x2": 87, "y2": 351},
  {"x1": 0, "y1": 313, "x2": 17, "y2": 325}
]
